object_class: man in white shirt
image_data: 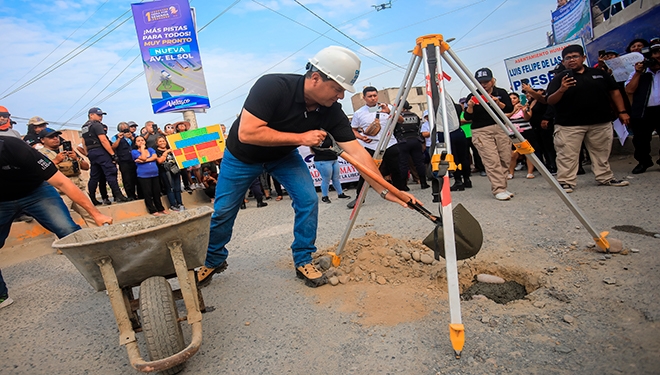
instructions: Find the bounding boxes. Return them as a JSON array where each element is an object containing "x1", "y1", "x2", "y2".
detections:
[{"x1": 347, "y1": 86, "x2": 406, "y2": 208}]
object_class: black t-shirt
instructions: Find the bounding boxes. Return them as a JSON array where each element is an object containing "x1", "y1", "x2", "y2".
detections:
[
  {"x1": 82, "y1": 120, "x2": 106, "y2": 150},
  {"x1": 546, "y1": 66, "x2": 618, "y2": 126},
  {"x1": 463, "y1": 87, "x2": 513, "y2": 130},
  {"x1": 312, "y1": 148, "x2": 338, "y2": 162},
  {"x1": 528, "y1": 100, "x2": 549, "y2": 129},
  {"x1": 226, "y1": 74, "x2": 355, "y2": 164},
  {"x1": 0, "y1": 137, "x2": 58, "y2": 201}
]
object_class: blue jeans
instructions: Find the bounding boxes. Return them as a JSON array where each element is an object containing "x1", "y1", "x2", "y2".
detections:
[
  {"x1": 314, "y1": 160, "x2": 344, "y2": 197},
  {"x1": 160, "y1": 170, "x2": 183, "y2": 207},
  {"x1": 0, "y1": 183, "x2": 82, "y2": 297},
  {"x1": 206, "y1": 149, "x2": 318, "y2": 268}
]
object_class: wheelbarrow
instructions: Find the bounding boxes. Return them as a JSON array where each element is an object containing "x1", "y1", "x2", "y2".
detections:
[{"x1": 52, "y1": 206, "x2": 214, "y2": 374}]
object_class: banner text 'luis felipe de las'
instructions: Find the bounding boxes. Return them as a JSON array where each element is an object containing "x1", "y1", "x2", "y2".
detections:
[{"x1": 131, "y1": 0, "x2": 210, "y2": 114}]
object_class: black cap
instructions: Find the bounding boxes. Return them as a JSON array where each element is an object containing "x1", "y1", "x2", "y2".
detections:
[
  {"x1": 88, "y1": 107, "x2": 107, "y2": 115},
  {"x1": 475, "y1": 68, "x2": 493, "y2": 82},
  {"x1": 403, "y1": 100, "x2": 412, "y2": 110},
  {"x1": 38, "y1": 128, "x2": 62, "y2": 139}
]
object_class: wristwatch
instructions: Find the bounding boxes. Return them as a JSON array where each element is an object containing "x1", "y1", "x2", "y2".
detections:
[{"x1": 380, "y1": 189, "x2": 389, "y2": 199}]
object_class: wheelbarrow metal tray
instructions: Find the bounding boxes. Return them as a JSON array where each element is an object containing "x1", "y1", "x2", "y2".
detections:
[{"x1": 53, "y1": 206, "x2": 213, "y2": 292}]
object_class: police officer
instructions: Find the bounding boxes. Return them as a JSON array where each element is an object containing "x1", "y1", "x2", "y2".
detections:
[
  {"x1": 82, "y1": 107, "x2": 128, "y2": 203},
  {"x1": 395, "y1": 101, "x2": 429, "y2": 191}
]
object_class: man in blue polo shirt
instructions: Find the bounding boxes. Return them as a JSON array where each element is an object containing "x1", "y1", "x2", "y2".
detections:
[{"x1": 198, "y1": 46, "x2": 417, "y2": 288}]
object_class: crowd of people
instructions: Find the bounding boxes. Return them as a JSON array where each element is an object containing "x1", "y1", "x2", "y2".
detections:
[{"x1": 0, "y1": 38, "x2": 658, "y2": 307}]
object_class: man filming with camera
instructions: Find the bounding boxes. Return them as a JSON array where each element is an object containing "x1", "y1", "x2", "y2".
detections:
[
  {"x1": 625, "y1": 42, "x2": 660, "y2": 174},
  {"x1": 38, "y1": 128, "x2": 98, "y2": 227}
]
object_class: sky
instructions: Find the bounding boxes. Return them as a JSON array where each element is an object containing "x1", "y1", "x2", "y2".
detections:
[{"x1": 1, "y1": 0, "x2": 560, "y2": 135}]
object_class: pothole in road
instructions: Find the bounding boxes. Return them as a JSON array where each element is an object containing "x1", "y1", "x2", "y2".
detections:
[{"x1": 461, "y1": 281, "x2": 527, "y2": 304}]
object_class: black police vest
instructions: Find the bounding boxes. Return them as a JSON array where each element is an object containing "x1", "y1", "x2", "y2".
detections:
[
  {"x1": 395, "y1": 112, "x2": 421, "y2": 140},
  {"x1": 81, "y1": 120, "x2": 103, "y2": 150}
]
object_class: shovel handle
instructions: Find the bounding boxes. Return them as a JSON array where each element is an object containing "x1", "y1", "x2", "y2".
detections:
[{"x1": 337, "y1": 147, "x2": 440, "y2": 224}]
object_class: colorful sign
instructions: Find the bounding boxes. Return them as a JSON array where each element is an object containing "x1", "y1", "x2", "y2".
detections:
[
  {"x1": 552, "y1": 0, "x2": 593, "y2": 44},
  {"x1": 166, "y1": 125, "x2": 224, "y2": 168},
  {"x1": 298, "y1": 147, "x2": 360, "y2": 187},
  {"x1": 504, "y1": 39, "x2": 587, "y2": 92},
  {"x1": 131, "y1": 0, "x2": 210, "y2": 114}
]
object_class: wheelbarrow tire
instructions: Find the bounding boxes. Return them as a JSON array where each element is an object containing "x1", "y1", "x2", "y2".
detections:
[{"x1": 139, "y1": 276, "x2": 185, "y2": 375}]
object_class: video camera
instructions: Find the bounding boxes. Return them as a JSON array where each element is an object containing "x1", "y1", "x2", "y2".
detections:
[{"x1": 641, "y1": 46, "x2": 660, "y2": 68}]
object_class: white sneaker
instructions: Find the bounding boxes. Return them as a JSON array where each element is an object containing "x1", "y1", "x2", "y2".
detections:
[
  {"x1": 495, "y1": 192, "x2": 511, "y2": 201},
  {"x1": 0, "y1": 296, "x2": 14, "y2": 309},
  {"x1": 514, "y1": 162, "x2": 524, "y2": 171},
  {"x1": 179, "y1": 205, "x2": 185, "y2": 210},
  {"x1": 505, "y1": 190, "x2": 514, "y2": 198}
]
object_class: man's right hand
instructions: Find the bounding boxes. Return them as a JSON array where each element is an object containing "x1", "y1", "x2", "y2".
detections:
[
  {"x1": 559, "y1": 75, "x2": 576, "y2": 92},
  {"x1": 92, "y1": 212, "x2": 113, "y2": 226},
  {"x1": 634, "y1": 61, "x2": 645, "y2": 73},
  {"x1": 299, "y1": 129, "x2": 327, "y2": 147},
  {"x1": 53, "y1": 152, "x2": 66, "y2": 164}
]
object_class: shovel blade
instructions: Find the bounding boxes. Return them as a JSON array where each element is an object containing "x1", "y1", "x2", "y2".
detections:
[{"x1": 423, "y1": 203, "x2": 483, "y2": 260}]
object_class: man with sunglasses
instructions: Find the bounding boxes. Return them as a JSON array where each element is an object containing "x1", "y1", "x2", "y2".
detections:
[
  {"x1": 198, "y1": 46, "x2": 417, "y2": 289},
  {"x1": 0, "y1": 106, "x2": 21, "y2": 138},
  {"x1": 546, "y1": 45, "x2": 630, "y2": 193},
  {"x1": 111, "y1": 121, "x2": 139, "y2": 200},
  {"x1": 82, "y1": 107, "x2": 129, "y2": 203}
]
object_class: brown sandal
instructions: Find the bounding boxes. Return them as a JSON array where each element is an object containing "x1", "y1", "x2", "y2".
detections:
[{"x1": 276, "y1": 196, "x2": 283, "y2": 201}]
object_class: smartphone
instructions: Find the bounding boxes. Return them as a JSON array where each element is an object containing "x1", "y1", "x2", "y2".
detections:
[
  {"x1": 565, "y1": 70, "x2": 574, "y2": 79},
  {"x1": 598, "y1": 49, "x2": 606, "y2": 57},
  {"x1": 153, "y1": 124, "x2": 158, "y2": 131},
  {"x1": 375, "y1": 113, "x2": 380, "y2": 119},
  {"x1": 520, "y1": 78, "x2": 530, "y2": 85},
  {"x1": 61, "y1": 140, "x2": 73, "y2": 152}
]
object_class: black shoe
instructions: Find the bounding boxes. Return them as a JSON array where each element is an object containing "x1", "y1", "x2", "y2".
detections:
[
  {"x1": 632, "y1": 162, "x2": 653, "y2": 174},
  {"x1": 463, "y1": 179, "x2": 473, "y2": 188},
  {"x1": 240, "y1": 201, "x2": 246, "y2": 210},
  {"x1": 103, "y1": 198, "x2": 112, "y2": 205},
  {"x1": 450, "y1": 181, "x2": 465, "y2": 191},
  {"x1": 347, "y1": 199, "x2": 357, "y2": 209},
  {"x1": 420, "y1": 182, "x2": 430, "y2": 189},
  {"x1": 185, "y1": 187, "x2": 193, "y2": 194},
  {"x1": 115, "y1": 195, "x2": 129, "y2": 203},
  {"x1": 296, "y1": 264, "x2": 327, "y2": 288},
  {"x1": 401, "y1": 186, "x2": 410, "y2": 192},
  {"x1": 337, "y1": 193, "x2": 351, "y2": 199},
  {"x1": 90, "y1": 197, "x2": 102, "y2": 206},
  {"x1": 257, "y1": 201, "x2": 268, "y2": 208},
  {"x1": 432, "y1": 195, "x2": 440, "y2": 203},
  {"x1": 577, "y1": 167, "x2": 586, "y2": 175},
  {"x1": 321, "y1": 196, "x2": 331, "y2": 203}
]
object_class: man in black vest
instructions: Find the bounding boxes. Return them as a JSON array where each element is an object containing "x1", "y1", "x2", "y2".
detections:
[
  {"x1": 625, "y1": 43, "x2": 660, "y2": 174},
  {"x1": 82, "y1": 107, "x2": 128, "y2": 203},
  {"x1": 395, "y1": 101, "x2": 429, "y2": 190}
]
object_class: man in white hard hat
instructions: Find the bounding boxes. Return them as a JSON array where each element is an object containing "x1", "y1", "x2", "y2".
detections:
[{"x1": 199, "y1": 46, "x2": 417, "y2": 288}]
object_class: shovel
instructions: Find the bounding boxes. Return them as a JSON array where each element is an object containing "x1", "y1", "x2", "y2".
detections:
[{"x1": 313, "y1": 132, "x2": 483, "y2": 263}]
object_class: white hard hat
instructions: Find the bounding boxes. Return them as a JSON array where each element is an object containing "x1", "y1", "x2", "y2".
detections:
[{"x1": 308, "y1": 46, "x2": 361, "y2": 93}]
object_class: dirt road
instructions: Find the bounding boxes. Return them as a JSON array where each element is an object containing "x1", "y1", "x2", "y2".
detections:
[{"x1": 0, "y1": 155, "x2": 658, "y2": 374}]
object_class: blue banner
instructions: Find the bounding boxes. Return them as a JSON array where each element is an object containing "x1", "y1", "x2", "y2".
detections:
[
  {"x1": 552, "y1": 0, "x2": 593, "y2": 44},
  {"x1": 131, "y1": 0, "x2": 210, "y2": 114}
]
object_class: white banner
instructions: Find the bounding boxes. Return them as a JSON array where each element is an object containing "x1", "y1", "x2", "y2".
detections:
[
  {"x1": 298, "y1": 147, "x2": 360, "y2": 187},
  {"x1": 505, "y1": 39, "x2": 587, "y2": 92}
]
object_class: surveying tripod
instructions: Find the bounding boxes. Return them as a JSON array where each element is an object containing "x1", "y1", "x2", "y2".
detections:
[{"x1": 333, "y1": 34, "x2": 619, "y2": 358}]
